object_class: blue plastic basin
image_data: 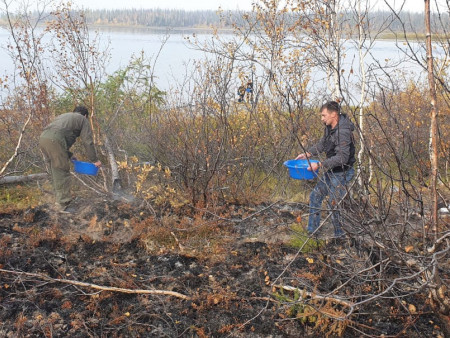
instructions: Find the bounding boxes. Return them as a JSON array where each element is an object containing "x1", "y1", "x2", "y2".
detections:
[
  {"x1": 284, "y1": 159, "x2": 319, "y2": 180},
  {"x1": 72, "y1": 160, "x2": 99, "y2": 176}
]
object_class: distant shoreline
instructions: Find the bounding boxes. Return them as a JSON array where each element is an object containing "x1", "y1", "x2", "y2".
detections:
[
  {"x1": 0, "y1": 21, "x2": 234, "y2": 34},
  {"x1": 0, "y1": 21, "x2": 447, "y2": 41},
  {"x1": 88, "y1": 24, "x2": 234, "y2": 34},
  {"x1": 83, "y1": 24, "x2": 442, "y2": 41}
]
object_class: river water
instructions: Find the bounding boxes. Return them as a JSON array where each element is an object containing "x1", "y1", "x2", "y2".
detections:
[{"x1": 0, "y1": 27, "x2": 441, "y2": 99}]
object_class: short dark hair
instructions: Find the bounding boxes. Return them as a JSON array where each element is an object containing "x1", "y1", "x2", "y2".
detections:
[
  {"x1": 74, "y1": 105, "x2": 89, "y2": 116},
  {"x1": 320, "y1": 101, "x2": 340, "y2": 114}
]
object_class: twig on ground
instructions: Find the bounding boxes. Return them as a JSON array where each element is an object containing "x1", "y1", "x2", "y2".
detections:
[
  {"x1": 171, "y1": 231, "x2": 185, "y2": 251},
  {"x1": 273, "y1": 284, "x2": 355, "y2": 308},
  {"x1": 0, "y1": 268, "x2": 190, "y2": 300}
]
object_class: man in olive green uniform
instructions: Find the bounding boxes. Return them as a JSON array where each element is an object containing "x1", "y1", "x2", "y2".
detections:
[{"x1": 39, "y1": 106, "x2": 101, "y2": 210}]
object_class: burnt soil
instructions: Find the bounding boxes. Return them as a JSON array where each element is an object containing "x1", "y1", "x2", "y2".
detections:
[{"x1": 0, "y1": 194, "x2": 448, "y2": 337}]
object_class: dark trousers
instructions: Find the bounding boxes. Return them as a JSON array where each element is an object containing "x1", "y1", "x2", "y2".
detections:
[{"x1": 307, "y1": 168, "x2": 354, "y2": 236}]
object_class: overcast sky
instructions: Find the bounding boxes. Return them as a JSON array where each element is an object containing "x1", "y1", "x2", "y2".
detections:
[{"x1": 65, "y1": 0, "x2": 446, "y2": 13}]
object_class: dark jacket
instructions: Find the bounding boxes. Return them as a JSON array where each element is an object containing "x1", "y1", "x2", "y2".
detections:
[
  {"x1": 40, "y1": 112, "x2": 98, "y2": 162},
  {"x1": 307, "y1": 114, "x2": 355, "y2": 172}
]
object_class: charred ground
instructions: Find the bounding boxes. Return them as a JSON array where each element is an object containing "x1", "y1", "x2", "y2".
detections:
[{"x1": 0, "y1": 193, "x2": 448, "y2": 337}]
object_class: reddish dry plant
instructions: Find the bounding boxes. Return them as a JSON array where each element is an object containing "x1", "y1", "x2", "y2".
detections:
[
  {"x1": 0, "y1": 235, "x2": 13, "y2": 260},
  {"x1": 14, "y1": 313, "x2": 27, "y2": 332}
]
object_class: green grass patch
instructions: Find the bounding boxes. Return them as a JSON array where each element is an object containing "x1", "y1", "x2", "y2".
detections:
[
  {"x1": 0, "y1": 185, "x2": 43, "y2": 210},
  {"x1": 273, "y1": 289, "x2": 318, "y2": 324},
  {"x1": 289, "y1": 223, "x2": 325, "y2": 253}
]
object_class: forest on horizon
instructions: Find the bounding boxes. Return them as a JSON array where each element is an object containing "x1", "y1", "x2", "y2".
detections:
[
  {"x1": 1, "y1": 7, "x2": 449, "y2": 33},
  {"x1": 84, "y1": 8, "x2": 450, "y2": 33}
]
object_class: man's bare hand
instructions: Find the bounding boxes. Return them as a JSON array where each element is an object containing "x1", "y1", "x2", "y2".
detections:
[
  {"x1": 295, "y1": 152, "x2": 311, "y2": 160},
  {"x1": 307, "y1": 161, "x2": 320, "y2": 171}
]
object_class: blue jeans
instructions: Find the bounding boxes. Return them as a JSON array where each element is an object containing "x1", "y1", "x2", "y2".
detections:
[{"x1": 307, "y1": 168, "x2": 354, "y2": 237}]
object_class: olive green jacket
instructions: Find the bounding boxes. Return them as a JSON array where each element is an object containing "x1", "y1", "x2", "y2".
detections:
[{"x1": 40, "y1": 112, "x2": 98, "y2": 162}]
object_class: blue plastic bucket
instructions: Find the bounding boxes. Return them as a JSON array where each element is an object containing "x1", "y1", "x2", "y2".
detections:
[
  {"x1": 72, "y1": 160, "x2": 99, "y2": 176},
  {"x1": 284, "y1": 159, "x2": 319, "y2": 180}
]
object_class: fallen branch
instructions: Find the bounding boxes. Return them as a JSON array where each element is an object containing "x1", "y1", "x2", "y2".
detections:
[
  {"x1": 273, "y1": 284, "x2": 354, "y2": 308},
  {"x1": 0, "y1": 173, "x2": 47, "y2": 185},
  {"x1": 0, "y1": 268, "x2": 190, "y2": 300}
]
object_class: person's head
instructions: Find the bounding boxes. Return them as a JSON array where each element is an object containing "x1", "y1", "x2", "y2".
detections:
[
  {"x1": 74, "y1": 105, "x2": 89, "y2": 117},
  {"x1": 320, "y1": 101, "x2": 340, "y2": 128}
]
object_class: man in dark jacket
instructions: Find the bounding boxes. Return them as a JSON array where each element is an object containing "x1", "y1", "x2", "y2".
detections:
[
  {"x1": 39, "y1": 106, "x2": 101, "y2": 211},
  {"x1": 296, "y1": 101, "x2": 355, "y2": 238}
]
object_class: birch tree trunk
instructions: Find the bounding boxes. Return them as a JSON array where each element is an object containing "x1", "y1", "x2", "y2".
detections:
[
  {"x1": 356, "y1": 0, "x2": 366, "y2": 188},
  {"x1": 332, "y1": 16, "x2": 340, "y2": 100},
  {"x1": 424, "y1": 0, "x2": 449, "y2": 316},
  {"x1": 425, "y1": 0, "x2": 439, "y2": 239},
  {"x1": 325, "y1": 0, "x2": 341, "y2": 99}
]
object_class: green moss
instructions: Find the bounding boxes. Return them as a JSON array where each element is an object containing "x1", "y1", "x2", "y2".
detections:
[
  {"x1": 289, "y1": 223, "x2": 325, "y2": 253},
  {"x1": 273, "y1": 289, "x2": 318, "y2": 324}
]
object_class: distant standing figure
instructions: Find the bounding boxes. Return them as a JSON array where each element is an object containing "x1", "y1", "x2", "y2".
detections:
[
  {"x1": 245, "y1": 80, "x2": 253, "y2": 102},
  {"x1": 238, "y1": 85, "x2": 246, "y2": 102},
  {"x1": 39, "y1": 106, "x2": 101, "y2": 211}
]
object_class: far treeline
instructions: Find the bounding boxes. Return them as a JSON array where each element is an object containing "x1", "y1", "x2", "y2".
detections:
[{"x1": 64, "y1": 8, "x2": 449, "y2": 33}]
